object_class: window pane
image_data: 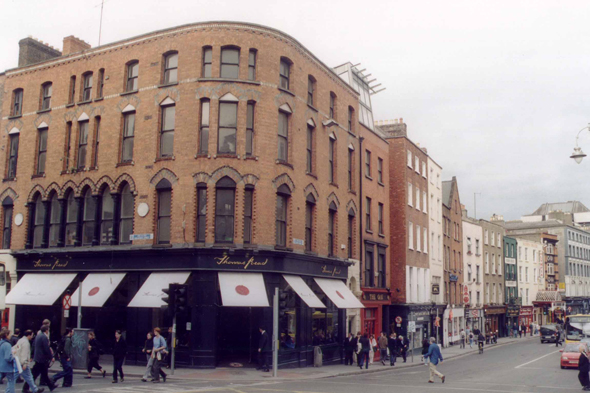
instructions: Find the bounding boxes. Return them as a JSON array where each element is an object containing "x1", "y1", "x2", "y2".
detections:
[
  {"x1": 84, "y1": 193, "x2": 96, "y2": 220},
  {"x1": 102, "y1": 191, "x2": 114, "y2": 220},
  {"x1": 216, "y1": 189, "x2": 235, "y2": 215},
  {"x1": 101, "y1": 220, "x2": 113, "y2": 244},
  {"x1": 222, "y1": 49, "x2": 239, "y2": 64},
  {"x1": 78, "y1": 146, "x2": 87, "y2": 168},
  {"x1": 129, "y1": 63, "x2": 138, "y2": 78},
  {"x1": 39, "y1": 130, "x2": 48, "y2": 151},
  {"x1": 124, "y1": 113, "x2": 135, "y2": 136},
  {"x1": 166, "y1": 53, "x2": 178, "y2": 69},
  {"x1": 120, "y1": 218, "x2": 133, "y2": 243},
  {"x1": 246, "y1": 130, "x2": 253, "y2": 156},
  {"x1": 201, "y1": 101, "x2": 210, "y2": 126},
  {"x1": 221, "y1": 65, "x2": 239, "y2": 78},
  {"x1": 220, "y1": 103, "x2": 237, "y2": 127},
  {"x1": 215, "y1": 216, "x2": 234, "y2": 242},
  {"x1": 122, "y1": 138, "x2": 134, "y2": 161},
  {"x1": 165, "y1": 69, "x2": 177, "y2": 84},
  {"x1": 37, "y1": 152, "x2": 46, "y2": 174},
  {"x1": 218, "y1": 129, "x2": 236, "y2": 154},
  {"x1": 159, "y1": 190, "x2": 171, "y2": 216},
  {"x1": 247, "y1": 104, "x2": 254, "y2": 128},
  {"x1": 200, "y1": 127, "x2": 209, "y2": 154},
  {"x1": 158, "y1": 216, "x2": 170, "y2": 243},
  {"x1": 160, "y1": 131, "x2": 174, "y2": 156},
  {"x1": 162, "y1": 106, "x2": 175, "y2": 131},
  {"x1": 278, "y1": 112, "x2": 288, "y2": 136},
  {"x1": 34, "y1": 199, "x2": 45, "y2": 226},
  {"x1": 33, "y1": 226, "x2": 44, "y2": 248},
  {"x1": 278, "y1": 137, "x2": 287, "y2": 161},
  {"x1": 276, "y1": 195, "x2": 286, "y2": 221},
  {"x1": 248, "y1": 67, "x2": 255, "y2": 80},
  {"x1": 198, "y1": 189, "x2": 207, "y2": 215},
  {"x1": 204, "y1": 49, "x2": 212, "y2": 63},
  {"x1": 121, "y1": 186, "x2": 134, "y2": 218},
  {"x1": 244, "y1": 190, "x2": 253, "y2": 216},
  {"x1": 204, "y1": 64, "x2": 212, "y2": 78}
]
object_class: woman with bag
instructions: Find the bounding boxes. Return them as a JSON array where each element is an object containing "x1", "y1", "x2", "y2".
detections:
[
  {"x1": 141, "y1": 332, "x2": 154, "y2": 382},
  {"x1": 151, "y1": 328, "x2": 168, "y2": 383},
  {"x1": 86, "y1": 331, "x2": 106, "y2": 379},
  {"x1": 112, "y1": 330, "x2": 127, "y2": 384}
]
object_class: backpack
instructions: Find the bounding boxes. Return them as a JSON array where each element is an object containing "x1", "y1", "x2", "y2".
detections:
[{"x1": 55, "y1": 337, "x2": 66, "y2": 358}]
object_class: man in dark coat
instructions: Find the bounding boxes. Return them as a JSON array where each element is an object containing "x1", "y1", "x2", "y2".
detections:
[
  {"x1": 556, "y1": 329, "x2": 563, "y2": 347},
  {"x1": 25, "y1": 325, "x2": 56, "y2": 392},
  {"x1": 398, "y1": 335, "x2": 409, "y2": 363},
  {"x1": 353, "y1": 333, "x2": 361, "y2": 366},
  {"x1": 387, "y1": 333, "x2": 398, "y2": 366},
  {"x1": 257, "y1": 327, "x2": 271, "y2": 372},
  {"x1": 577, "y1": 345, "x2": 590, "y2": 390},
  {"x1": 358, "y1": 334, "x2": 370, "y2": 369},
  {"x1": 343, "y1": 333, "x2": 355, "y2": 365}
]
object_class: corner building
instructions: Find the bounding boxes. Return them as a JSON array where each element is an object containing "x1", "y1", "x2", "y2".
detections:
[{"x1": 0, "y1": 22, "x2": 392, "y2": 368}]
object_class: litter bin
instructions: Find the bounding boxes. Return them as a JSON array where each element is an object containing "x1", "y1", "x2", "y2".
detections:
[
  {"x1": 313, "y1": 346, "x2": 323, "y2": 367},
  {"x1": 71, "y1": 328, "x2": 91, "y2": 370}
]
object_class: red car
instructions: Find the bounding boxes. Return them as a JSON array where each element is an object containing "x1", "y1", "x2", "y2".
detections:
[{"x1": 560, "y1": 344, "x2": 582, "y2": 369}]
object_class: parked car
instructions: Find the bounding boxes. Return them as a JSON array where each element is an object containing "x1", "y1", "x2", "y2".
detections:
[
  {"x1": 540, "y1": 324, "x2": 563, "y2": 343},
  {"x1": 560, "y1": 343, "x2": 582, "y2": 369}
]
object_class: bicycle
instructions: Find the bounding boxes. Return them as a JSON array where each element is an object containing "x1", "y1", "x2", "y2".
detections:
[{"x1": 478, "y1": 341, "x2": 484, "y2": 354}]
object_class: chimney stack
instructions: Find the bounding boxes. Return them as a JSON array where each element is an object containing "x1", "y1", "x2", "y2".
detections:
[
  {"x1": 18, "y1": 37, "x2": 62, "y2": 67},
  {"x1": 376, "y1": 118, "x2": 408, "y2": 138},
  {"x1": 62, "y1": 36, "x2": 91, "y2": 56}
]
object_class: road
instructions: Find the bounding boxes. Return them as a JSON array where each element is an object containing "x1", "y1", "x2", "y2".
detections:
[{"x1": 33, "y1": 339, "x2": 580, "y2": 392}]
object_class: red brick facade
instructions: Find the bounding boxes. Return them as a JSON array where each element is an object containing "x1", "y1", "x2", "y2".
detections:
[{"x1": 442, "y1": 177, "x2": 463, "y2": 306}]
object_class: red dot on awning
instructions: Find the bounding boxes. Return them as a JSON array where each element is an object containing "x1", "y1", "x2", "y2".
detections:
[
  {"x1": 235, "y1": 285, "x2": 250, "y2": 296},
  {"x1": 336, "y1": 290, "x2": 345, "y2": 300},
  {"x1": 88, "y1": 287, "x2": 100, "y2": 297}
]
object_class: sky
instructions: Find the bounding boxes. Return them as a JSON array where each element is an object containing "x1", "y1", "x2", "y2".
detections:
[{"x1": 1, "y1": 0, "x2": 589, "y2": 221}]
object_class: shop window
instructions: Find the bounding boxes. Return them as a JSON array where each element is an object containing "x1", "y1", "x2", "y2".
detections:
[
  {"x1": 215, "y1": 177, "x2": 236, "y2": 243},
  {"x1": 199, "y1": 99, "x2": 210, "y2": 155},
  {"x1": 311, "y1": 282, "x2": 339, "y2": 345},
  {"x1": 64, "y1": 191, "x2": 77, "y2": 246},
  {"x1": 48, "y1": 194, "x2": 60, "y2": 247},
  {"x1": 196, "y1": 183, "x2": 207, "y2": 243},
  {"x1": 305, "y1": 194, "x2": 315, "y2": 252},
  {"x1": 220, "y1": 47, "x2": 240, "y2": 79},
  {"x1": 276, "y1": 184, "x2": 291, "y2": 247},
  {"x1": 119, "y1": 183, "x2": 134, "y2": 244},
  {"x1": 2, "y1": 198, "x2": 13, "y2": 249},
  {"x1": 243, "y1": 185, "x2": 253, "y2": 244},
  {"x1": 163, "y1": 52, "x2": 178, "y2": 84},
  {"x1": 32, "y1": 194, "x2": 45, "y2": 248},
  {"x1": 279, "y1": 278, "x2": 298, "y2": 349},
  {"x1": 156, "y1": 179, "x2": 172, "y2": 244}
]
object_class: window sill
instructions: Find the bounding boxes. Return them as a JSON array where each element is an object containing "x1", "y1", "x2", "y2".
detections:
[
  {"x1": 329, "y1": 182, "x2": 339, "y2": 188},
  {"x1": 304, "y1": 250, "x2": 318, "y2": 256},
  {"x1": 159, "y1": 82, "x2": 179, "y2": 88},
  {"x1": 243, "y1": 155, "x2": 257, "y2": 161},
  {"x1": 155, "y1": 156, "x2": 175, "y2": 162},
  {"x1": 88, "y1": 166, "x2": 98, "y2": 171},
  {"x1": 275, "y1": 245, "x2": 294, "y2": 252},
  {"x1": 152, "y1": 244, "x2": 172, "y2": 248},
  {"x1": 307, "y1": 104, "x2": 318, "y2": 112},
  {"x1": 120, "y1": 90, "x2": 138, "y2": 96},
  {"x1": 378, "y1": 181, "x2": 385, "y2": 187},
  {"x1": 77, "y1": 100, "x2": 92, "y2": 106},
  {"x1": 195, "y1": 153, "x2": 210, "y2": 159},
  {"x1": 365, "y1": 175, "x2": 373, "y2": 180},
  {"x1": 348, "y1": 190, "x2": 357, "y2": 195},
  {"x1": 306, "y1": 172, "x2": 317, "y2": 179},
  {"x1": 94, "y1": 97, "x2": 104, "y2": 102},
  {"x1": 276, "y1": 160, "x2": 293, "y2": 169},
  {"x1": 36, "y1": 109, "x2": 51, "y2": 114},
  {"x1": 277, "y1": 87, "x2": 295, "y2": 97},
  {"x1": 65, "y1": 103, "x2": 75, "y2": 108},
  {"x1": 116, "y1": 161, "x2": 134, "y2": 167},
  {"x1": 31, "y1": 174, "x2": 45, "y2": 179},
  {"x1": 214, "y1": 153, "x2": 238, "y2": 159},
  {"x1": 378, "y1": 233, "x2": 385, "y2": 238},
  {"x1": 198, "y1": 77, "x2": 261, "y2": 86},
  {"x1": 2, "y1": 178, "x2": 15, "y2": 183},
  {"x1": 365, "y1": 229, "x2": 373, "y2": 234},
  {"x1": 7, "y1": 115, "x2": 21, "y2": 120}
]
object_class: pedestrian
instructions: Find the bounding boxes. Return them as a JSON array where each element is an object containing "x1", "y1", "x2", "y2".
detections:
[
  {"x1": 0, "y1": 329, "x2": 16, "y2": 393},
  {"x1": 555, "y1": 329, "x2": 563, "y2": 347},
  {"x1": 513, "y1": 323, "x2": 518, "y2": 338},
  {"x1": 378, "y1": 332, "x2": 388, "y2": 366},
  {"x1": 387, "y1": 333, "x2": 397, "y2": 366},
  {"x1": 518, "y1": 324, "x2": 522, "y2": 338},
  {"x1": 51, "y1": 328, "x2": 73, "y2": 388},
  {"x1": 257, "y1": 327, "x2": 270, "y2": 372},
  {"x1": 579, "y1": 344, "x2": 590, "y2": 391},
  {"x1": 141, "y1": 332, "x2": 155, "y2": 381},
  {"x1": 425, "y1": 337, "x2": 445, "y2": 384},
  {"x1": 353, "y1": 333, "x2": 360, "y2": 366},
  {"x1": 10, "y1": 328, "x2": 24, "y2": 384},
  {"x1": 399, "y1": 335, "x2": 409, "y2": 362},
  {"x1": 343, "y1": 333, "x2": 355, "y2": 366},
  {"x1": 86, "y1": 331, "x2": 106, "y2": 379},
  {"x1": 25, "y1": 325, "x2": 56, "y2": 393},
  {"x1": 14, "y1": 330, "x2": 44, "y2": 393},
  {"x1": 421, "y1": 339, "x2": 430, "y2": 366},
  {"x1": 469, "y1": 331, "x2": 474, "y2": 348},
  {"x1": 358, "y1": 333, "x2": 370, "y2": 369},
  {"x1": 459, "y1": 329, "x2": 465, "y2": 349},
  {"x1": 112, "y1": 330, "x2": 127, "y2": 383},
  {"x1": 369, "y1": 334, "x2": 377, "y2": 364},
  {"x1": 529, "y1": 322, "x2": 533, "y2": 337},
  {"x1": 151, "y1": 328, "x2": 168, "y2": 383}
]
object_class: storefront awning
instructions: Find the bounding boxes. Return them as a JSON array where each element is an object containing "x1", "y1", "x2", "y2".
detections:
[
  {"x1": 283, "y1": 275, "x2": 325, "y2": 308},
  {"x1": 128, "y1": 272, "x2": 191, "y2": 308},
  {"x1": 313, "y1": 278, "x2": 364, "y2": 309},
  {"x1": 218, "y1": 272, "x2": 269, "y2": 307},
  {"x1": 71, "y1": 273, "x2": 126, "y2": 308},
  {"x1": 6, "y1": 273, "x2": 77, "y2": 306}
]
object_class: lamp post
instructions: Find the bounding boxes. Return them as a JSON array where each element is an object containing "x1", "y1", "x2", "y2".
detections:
[{"x1": 570, "y1": 124, "x2": 590, "y2": 164}]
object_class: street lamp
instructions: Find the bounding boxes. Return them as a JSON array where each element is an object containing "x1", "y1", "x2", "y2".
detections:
[{"x1": 570, "y1": 124, "x2": 590, "y2": 164}]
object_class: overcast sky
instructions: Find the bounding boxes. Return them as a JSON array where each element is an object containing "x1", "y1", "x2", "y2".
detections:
[{"x1": 2, "y1": 0, "x2": 589, "y2": 221}]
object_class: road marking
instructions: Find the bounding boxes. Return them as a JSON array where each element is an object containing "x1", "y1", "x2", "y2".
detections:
[{"x1": 514, "y1": 349, "x2": 561, "y2": 368}]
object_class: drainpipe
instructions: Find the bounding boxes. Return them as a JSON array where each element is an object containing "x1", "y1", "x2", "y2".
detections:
[{"x1": 359, "y1": 136, "x2": 364, "y2": 288}]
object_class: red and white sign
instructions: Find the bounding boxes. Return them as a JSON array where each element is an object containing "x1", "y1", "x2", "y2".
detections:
[
  {"x1": 395, "y1": 316, "x2": 402, "y2": 324},
  {"x1": 62, "y1": 294, "x2": 71, "y2": 310},
  {"x1": 463, "y1": 285, "x2": 470, "y2": 304}
]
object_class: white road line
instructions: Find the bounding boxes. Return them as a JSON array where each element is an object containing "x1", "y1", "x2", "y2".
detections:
[{"x1": 514, "y1": 349, "x2": 561, "y2": 368}]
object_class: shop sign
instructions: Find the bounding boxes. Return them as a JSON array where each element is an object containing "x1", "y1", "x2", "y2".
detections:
[
  {"x1": 470, "y1": 309, "x2": 479, "y2": 318},
  {"x1": 506, "y1": 306, "x2": 520, "y2": 317},
  {"x1": 320, "y1": 265, "x2": 343, "y2": 277},
  {"x1": 485, "y1": 307, "x2": 506, "y2": 315},
  {"x1": 361, "y1": 291, "x2": 390, "y2": 302},
  {"x1": 33, "y1": 257, "x2": 70, "y2": 270},
  {"x1": 519, "y1": 307, "x2": 533, "y2": 317},
  {"x1": 547, "y1": 277, "x2": 555, "y2": 283},
  {"x1": 293, "y1": 238, "x2": 304, "y2": 246},
  {"x1": 463, "y1": 285, "x2": 470, "y2": 304},
  {"x1": 129, "y1": 233, "x2": 153, "y2": 240},
  {"x1": 432, "y1": 284, "x2": 440, "y2": 295},
  {"x1": 450, "y1": 274, "x2": 459, "y2": 282},
  {"x1": 215, "y1": 256, "x2": 269, "y2": 269},
  {"x1": 395, "y1": 316, "x2": 402, "y2": 324},
  {"x1": 559, "y1": 282, "x2": 566, "y2": 291}
]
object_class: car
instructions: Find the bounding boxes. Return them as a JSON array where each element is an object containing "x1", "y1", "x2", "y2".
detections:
[
  {"x1": 540, "y1": 324, "x2": 563, "y2": 343},
  {"x1": 560, "y1": 343, "x2": 582, "y2": 369}
]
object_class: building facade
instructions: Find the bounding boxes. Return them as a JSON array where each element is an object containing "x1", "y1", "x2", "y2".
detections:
[
  {"x1": 480, "y1": 217, "x2": 506, "y2": 336},
  {"x1": 427, "y1": 156, "x2": 444, "y2": 340},
  {"x1": 0, "y1": 21, "x2": 391, "y2": 368},
  {"x1": 515, "y1": 238, "x2": 543, "y2": 327},
  {"x1": 462, "y1": 211, "x2": 484, "y2": 334},
  {"x1": 503, "y1": 236, "x2": 519, "y2": 331}
]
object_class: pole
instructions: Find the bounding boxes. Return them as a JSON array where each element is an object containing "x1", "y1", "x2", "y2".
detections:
[
  {"x1": 273, "y1": 287, "x2": 279, "y2": 378},
  {"x1": 171, "y1": 314, "x2": 176, "y2": 375},
  {"x1": 77, "y1": 280, "x2": 82, "y2": 329},
  {"x1": 411, "y1": 331, "x2": 414, "y2": 363},
  {"x1": 98, "y1": 0, "x2": 104, "y2": 46}
]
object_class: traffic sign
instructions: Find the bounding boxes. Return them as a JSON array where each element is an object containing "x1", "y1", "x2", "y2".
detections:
[
  {"x1": 434, "y1": 316, "x2": 440, "y2": 327},
  {"x1": 395, "y1": 316, "x2": 402, "y2": 324},
  {"x1": 62, "y1": 294, "x2": 72, "y2": 310},
  {"x1": 408, "y1": 321, "x2": 416, "y2": 332}
]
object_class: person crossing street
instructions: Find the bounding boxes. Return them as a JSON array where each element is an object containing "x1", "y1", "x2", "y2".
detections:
[{"x1": 425, "y1": 337, "x2": 445, "y2": 384}]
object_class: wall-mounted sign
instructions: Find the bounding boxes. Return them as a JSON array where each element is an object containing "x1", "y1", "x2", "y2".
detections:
[
  {"x1": 137, "y1": 203, "x2": 149, "y2": 217},
  {"x1": 293, "y1": 239, "x2": 304, "y2": 246},
  {"x1": 130, "y1": 233, "x2": 154, "y2": 241},
  {"x1": 450, "y1": 274, "x2": 459, "y2": 282},
  {"x1": 361, "y1": 291, "x2": 390, "y2": 302},
  {"x1": 432, "y1": 284, "x2": 440, "y2": 295},
  {"x1": 14, "y1": 213, "x2": 23, "y2": 226}
]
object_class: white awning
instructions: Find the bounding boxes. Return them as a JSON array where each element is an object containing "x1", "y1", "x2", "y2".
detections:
[
  {"x1": 128, "y1": 272, "x2": 190, "y2": 308},
  {"x1": 71, "y1": 273, "x2": 126, "y2": 308},
  {"x1": 282, "y1": 275, "x2": 325, "y2": 308},
  {"x1": 6, "y1": 274, "x2": 77, "y2": 306},
  {"x1": 314, "y1": 278, "x2": 364, "y2": 309},
  {"x1": 218, "y1": 272, "x2": 269, "y2": 307}
]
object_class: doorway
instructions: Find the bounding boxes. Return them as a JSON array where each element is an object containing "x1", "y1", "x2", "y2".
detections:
[{"x1": 217, "y1": 307, "x2": 264, "y2": 368}]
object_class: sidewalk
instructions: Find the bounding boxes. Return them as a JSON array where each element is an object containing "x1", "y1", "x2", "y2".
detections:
[{"x1": 51, "y1": 335, "x2": 536, "y2": 382}]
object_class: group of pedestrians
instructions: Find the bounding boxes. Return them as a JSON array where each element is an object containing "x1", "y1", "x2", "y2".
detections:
[
  {"x1": 140, "y1": 328, "x2": 168, "y2": 383},
  {"x1": 343, "y1": 331, "x2": 410, "y2": 369}
]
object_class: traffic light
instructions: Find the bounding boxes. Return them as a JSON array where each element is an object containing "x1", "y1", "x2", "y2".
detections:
[
  {"x1": 278, "y1": 289, "x2": 288, "y2": 317},
  {"x1": 174, "y1": 284, "x2": 188, "y2": 316},
  {"x1": 161, "y1": 284, "x2": 176, "y2": 319}
]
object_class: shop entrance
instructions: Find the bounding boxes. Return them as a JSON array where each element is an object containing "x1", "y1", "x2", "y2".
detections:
[{"x1": 217, "y1": 307, "x2": 264, "y2": 368}]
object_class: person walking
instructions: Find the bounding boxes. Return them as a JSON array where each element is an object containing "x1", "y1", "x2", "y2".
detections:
[
  {"x1": 112, "y1": 330, "x2": 127, "y2": 384},
  {"x1": 15, "y1": 330, "x2": 44, "y2": 393},
  {"x1": 469, "y1": 331, "x2": 474, "y2": 348},
  {"x1": 578, "y1": 344, "x2": 590, "y2": 391},
  {"x1": 0, "y1": 329, "x2": 16, "y2": 393},
  {"x1": 140, "y1": 332, "x2": 155, "y2": 382},
  {"x1": 369, "y1": 334, "x2": 377, "y2": 364},
  {"x1": 555, "y1": 329, "x2": 563, "y2": 347},
  {"x1": 529, "y1": 322, "x2": 533, "y2": 337},
  {"x1": 25, "y1": 325, "x2": 56, "y2": 393},
  {"x1": 86, "y1": 331, "x2": 106, "y2": 379},
  {"x1": 358, "y1": 333, "x2": 370, "y2": 370},
  {"x1": 51, "y1": 328, "x2": 73, "y2": 388},
  {"x1": 387, "y1": 333, "x2": 397, "y2": 366},
  {"x1": 151, "y1": 328, "x2": 168, "y2": 383},
  {"x1": 352, "y1": 333, "x2": 360, "y2": 366},
  {"x1": 518, "y1": 324, "x2": 522, "y2": 338},
  {"x1": 343, "y1": 333, "x2": 355, "y2": 366},
  {"x1": 10, "y1": 329, "x2": 24, "y2": 384},
  {"x1": 421, "y1": 339, "x2": 430, "y2": 366},
  {"x1": 257, "y1": 327, "x2": 271, "y2": 372},
  {"x1": 378, "y1": 332, "x2": 388, "y2": 365},
  {"x1": 425, "y1": 337, "x2": 445, "y2": 384},
  {"x1": 459, "y1": 329, "x2": 465, "y2": 349}
]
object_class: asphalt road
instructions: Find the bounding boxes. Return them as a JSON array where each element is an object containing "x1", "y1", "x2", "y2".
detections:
[{"x1": 29, "y1": 339, "x2": 582, "y2": 392}]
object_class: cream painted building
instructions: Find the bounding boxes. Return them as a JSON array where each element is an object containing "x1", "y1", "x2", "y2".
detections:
[
  {"x1": 462, "y1": 213, "x2": 485, "y2": 331},
  {"x1": 427, "y1": 157, "x2": 443, "y2": 305},
  {"x1": 516, "y1": 238, "x2": 544, "y2": 308}
]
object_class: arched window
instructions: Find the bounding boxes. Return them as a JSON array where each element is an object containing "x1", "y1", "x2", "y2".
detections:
[
  {"x1": 97, "y1": 68, "x2": 105, "y2": 98},
  {"x1": 82, "y1": 72, "x2": 93, "y2": 102},
  {"x1": 156, "y1": 179, "x2": 172, "y2": 244},
  {"x1": 68, "y1": 76, "x2": 76, "y2": 104},
  {"x1": 328, "y1": 201, "x2": 337, "y2": 256},
  {"x1": 276, "y1": 184, "x2": 291, "y2": 247},
  {"x1": 48, "y1": 193, "x2": 60, "y2": 247},
  {"x1": 2, "y1": 197, "x2": 13, "y2": 249},
  {"x1": 64, "y1": 190, "x2": 77, "y2": 246},
  {"x1": 100, "y1": 188, "x2": 114, "y2": 245},
  {"x1": 330, "y1": 92, "x2": 337, "y2": 120},
  {"x1": 81, "y1": 188, "x2": 96, "y2": 246},
  {"x1": 305, "y1": 194, "x2": 315, "y2": 252},
  {"x1": 220, "y1": 46, "x2": 240, "y2": 78},
  {"x1": 163, "y1": 52, "x2": 178, "y2": 84},
  {"x1": 40, "y1": 82, "x2": 52, "y2": 111},
  {"x1": 32, "y1": 194, "x2": 45, "y2": 248},
  {"x1": 306, "y1": 123, "x2": 314, "y2": 173},
  {"x1": 307, "y1": 75, "x2": 316, "y2": 106},
  {"x1": 160, "y1": 102, "x2": 175, "y2": 158},
  {"x1": 215, "y1": 177, "x2": 236, "y2": 243},
  {"x1": 279, "y1": 57, "x2": 291, "y2": 90},
  {"x1": 119, "y1": 183, "x2": 134, "y2": 244}
]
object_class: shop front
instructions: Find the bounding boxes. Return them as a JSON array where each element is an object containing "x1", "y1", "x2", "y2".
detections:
[
  {"x1": 533, "y1": 290, "x2": 564, "y2": 326},
  {"x1": 388, "y1": 305, "x2": 432, "y2": 355},
  {"x1": 506, "y1": 305, "x2": 521, "y2": 335},
  {"x1": 484, "y1": 306, "x2": 506, "y2": 337},
  {"x1": 442, "y1": 306, "x2": 464, "y2": 347},
  {"x1": 519, "y1": 306, "x2": 534, "y2": 332},
  {"x1": 360, "y1": 289, "x2": 390, "y2": 336},
  {"x1": 466, "y1": 308, "x2": 484, "y2": 335},
  {"x1": 9, "y1": 248, "x2": 361, "y2": 369}
]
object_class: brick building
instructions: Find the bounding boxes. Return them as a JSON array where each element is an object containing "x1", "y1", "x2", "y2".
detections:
[
  {"x1": 0, "y1": 21, "x2": 393, "y2": 368},
  {"x1": 441, "y1": 176, "x2": 463, "y2": 346}
]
